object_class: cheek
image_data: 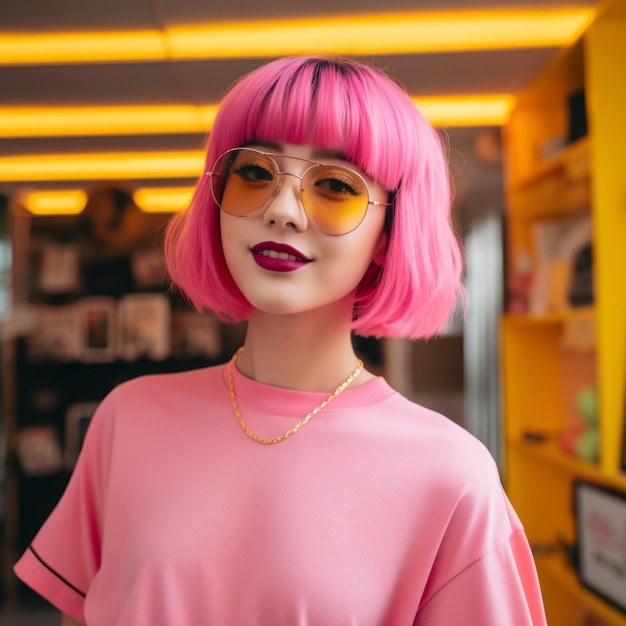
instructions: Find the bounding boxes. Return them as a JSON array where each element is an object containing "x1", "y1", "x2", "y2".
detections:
[{"x1": 325, "y1": 221, "x2": 385, "y2": 285}]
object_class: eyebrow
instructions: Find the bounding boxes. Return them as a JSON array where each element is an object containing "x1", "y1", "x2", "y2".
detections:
[
  {"x1": 313, "y1": 148, "x2": 348, "y2": 161},
  {"x1": 243, "y1": 139, "x2": 280, "y2": 151}
]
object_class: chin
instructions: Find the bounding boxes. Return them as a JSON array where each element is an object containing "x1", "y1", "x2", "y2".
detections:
[
  {"x1": 247, "y1": 292, "x2": 356, "y2": 320},
  {"x1": 248, "y1": 298, "x2": 313, "y2": 316}
]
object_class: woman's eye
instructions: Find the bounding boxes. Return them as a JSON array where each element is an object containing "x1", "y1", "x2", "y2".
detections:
[
  {"x1": 234, "y1": 164, "x2": 274, "y2": 182},
  {"x1": 316, "y1": 177, "x2": 359, "y2": 195}
]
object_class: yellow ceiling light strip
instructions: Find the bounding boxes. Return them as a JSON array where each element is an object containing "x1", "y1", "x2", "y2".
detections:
[
  {"x1": 0, "y1": 151, "x2": 205, "y2": 182},
  {"x1": 133, "y1": 187, "x2": 194, "y2": 213},
  {"x1": 0, "y1": 8, "x2": 596, "y2": 66},
  {"x1": 0, "y1": 95, "x2": 512, "y2": 139},
  {"x1": 0, "y1": 31, "x2": 165, "y2": 65},
  {"x1": 22, "y1": 189, "x2": 88, "y2": 215},
  {"x1": 167, "y1": 9, "x2": 596, "y2": 58},
  {"x1": 19, "y1": 187, "x2": 194, "y2": 215},
  {"x1": 0, "y1": 105, "x2": 219, "y2": 137},
  {"x1": 414, "y1": 95, "x2": 514, "y2": 127}
]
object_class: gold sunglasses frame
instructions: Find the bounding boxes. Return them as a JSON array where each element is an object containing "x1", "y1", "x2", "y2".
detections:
[{"x1": 206, "y1": 147, "x2": 393, "y2": 235}]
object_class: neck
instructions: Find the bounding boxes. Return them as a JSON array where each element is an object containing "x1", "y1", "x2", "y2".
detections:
[{"x1": 236, "y1": 305, "x2": 373, "y2": 392}]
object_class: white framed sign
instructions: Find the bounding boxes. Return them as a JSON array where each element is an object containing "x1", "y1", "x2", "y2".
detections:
[{"x1": 575, "y1": 481, "x2": 626, "y2": 615}]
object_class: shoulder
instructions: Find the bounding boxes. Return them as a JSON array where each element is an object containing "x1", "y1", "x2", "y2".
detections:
[
  {"x1": 351, "y1": 388, "x2": 526, "y2": 594},
  {"x1": 86, "y1": 363, "x2": 226, "y2": 438},
  {"x1": 379, "y1": 391, "x2": 517, "y2": 522},
  {"x1": 107, "y1": 362, "x2": 224, "y2": 404},
  {"x1": 379, "y1": 391, "x2": 499, "y2": 479}
]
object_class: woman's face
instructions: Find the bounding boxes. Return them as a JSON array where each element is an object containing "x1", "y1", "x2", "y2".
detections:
[{"x1": 219, "y1": 142, "x2": 388, "y2": 318}]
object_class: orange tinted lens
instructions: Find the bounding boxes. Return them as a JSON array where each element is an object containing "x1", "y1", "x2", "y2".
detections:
[
  {"x1": 301, "y1": 165, "x2": 368, "y2": 235},
  {"x1": 213, "y1": 149, "x2": 277, "y2": 216}
]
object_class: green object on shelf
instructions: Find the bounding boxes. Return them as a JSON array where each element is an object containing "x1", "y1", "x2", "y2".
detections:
[
  {"x1": 574, "y1": 428, "x2": 598, "y2": 464},
  {"x1": 575, "y1": 385, "x2": 598, "y2": 426}
]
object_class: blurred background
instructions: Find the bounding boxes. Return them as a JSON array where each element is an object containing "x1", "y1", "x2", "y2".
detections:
[{"x1": 1, "y1": 1, "x2": 625, "y2": 624}]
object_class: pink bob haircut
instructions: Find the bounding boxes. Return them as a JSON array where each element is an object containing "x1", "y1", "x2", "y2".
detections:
[{"x1": 164, "y1": 56, "x2": 465, "y2": 339}]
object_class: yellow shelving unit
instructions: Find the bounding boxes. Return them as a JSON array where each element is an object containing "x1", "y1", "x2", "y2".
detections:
[{"x1": 501, "y1": 2, "x2": 626, "y2": 624}]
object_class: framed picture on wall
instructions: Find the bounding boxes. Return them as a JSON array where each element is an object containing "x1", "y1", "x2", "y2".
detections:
[
  {"x1": 30, "y1": 305, "x2": 80, "y2": 361},
  {"x1": 16, "y1": 426, "x2": 64, "y2": 476},
  {"x1": 574, "y1": 481, "x2": 626, "y2": 614},
  {"x1": 79, "y1": 297, "x2": 117, "y2": 362},
  {"x1": 171, "y1": 311, "x2": 222, "y2": 359},
  {"x1": 37, "y1": 241, "x2": 81, "y2": 294},
  {"x1": 118, "y1": 293, "x2": 170, "y2": 361}
]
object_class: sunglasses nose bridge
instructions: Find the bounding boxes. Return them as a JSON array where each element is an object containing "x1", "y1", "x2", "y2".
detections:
[
  {"x1": 276, "y1": 170, "x2": 304, "y2": 186},
  {"x1": 269, "y1": 170, "x2": 306, "y2": 204}
]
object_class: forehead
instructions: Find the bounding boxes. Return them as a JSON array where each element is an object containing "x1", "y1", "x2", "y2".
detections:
[
  {"x1": 245, "y1": 140, "x2": 347, "y2": 162},
  {"x1": 240, "y1": 141, "x2": 376, "y2": 181}
]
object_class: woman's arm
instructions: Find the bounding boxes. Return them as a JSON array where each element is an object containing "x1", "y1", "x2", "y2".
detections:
[{"x1": 61, "y1": 614, "x2": 82, "y2": 626}]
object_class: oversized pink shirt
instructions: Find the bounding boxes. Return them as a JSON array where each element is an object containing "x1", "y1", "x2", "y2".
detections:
[{"x1": 15, "y1": 364, "x2": 547, "y2": 625}]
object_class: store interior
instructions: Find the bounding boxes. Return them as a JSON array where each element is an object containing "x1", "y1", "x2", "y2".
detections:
[{"x1": 1, "y1": 0, "x2": 625, "y2": 624}]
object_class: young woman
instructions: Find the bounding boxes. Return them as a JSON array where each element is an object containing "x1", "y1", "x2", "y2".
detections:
[{"x1": 15, "y1": 56, "x2": 547, "y2": 625}]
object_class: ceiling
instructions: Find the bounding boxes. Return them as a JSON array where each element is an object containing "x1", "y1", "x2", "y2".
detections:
[{"x1": 0, "y1": 0, "x2": 603, "y2": 205}]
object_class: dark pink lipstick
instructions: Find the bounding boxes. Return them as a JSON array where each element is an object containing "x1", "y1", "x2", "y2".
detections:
[{"x1": 251, "y1": 241, "x2": 311, "y2": 273}]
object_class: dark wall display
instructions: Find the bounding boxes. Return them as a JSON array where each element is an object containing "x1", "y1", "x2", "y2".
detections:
[{"x1": 3, "y1": 188, "x2": 242, "y2": 607}]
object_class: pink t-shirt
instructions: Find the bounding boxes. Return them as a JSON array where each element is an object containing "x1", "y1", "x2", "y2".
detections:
[{"x1": 15, "y1": 364, "x2": 546, "y2": 625}]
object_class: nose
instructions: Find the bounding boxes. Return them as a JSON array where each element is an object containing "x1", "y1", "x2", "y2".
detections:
[{"x1": 261, "y1": 172, "x2": 309, "y2": 232}]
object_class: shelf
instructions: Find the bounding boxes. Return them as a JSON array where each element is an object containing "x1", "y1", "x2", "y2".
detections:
[
  {"x1": 537, "y1": 553, "x2": 626, "y2": 626},
  {"x1": 502, "y1": 10, "x2": 626, "y2": 625},
  {"x1": 509, "y1": 439, "x2": 626, "y2": 492},
  {"x1": 512, "y1": 136, "x2": 591, "y2": 190},
  {"x1": 502, "y1": 306, "x2": 595, "y2": 329},
  {"x1": 507, "y1": 136, "x2": 591, "y2": 221}
]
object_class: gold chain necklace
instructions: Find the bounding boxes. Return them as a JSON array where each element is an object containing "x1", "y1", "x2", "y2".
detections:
[{"x1": 227, "y1": 347, "x2": 364, "y2": 445}]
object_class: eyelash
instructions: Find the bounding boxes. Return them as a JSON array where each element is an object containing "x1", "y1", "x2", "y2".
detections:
[
  {"x1": 320, "y1": 175, "x2": 360, "y2": 195},
  {"x1": 234, "y1": 163, "x2": 273, "y2": 179},
  {"x1": 232, "y1": 158, "x2": 361, "y2": 195}
]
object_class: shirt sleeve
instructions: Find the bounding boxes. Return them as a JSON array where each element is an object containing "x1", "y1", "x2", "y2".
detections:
[
  {"x1": 415, "y1": 524, "x2": 547, "y2": 626},
  {"x1": 13, "y1": 392, "x2": 114, "y2": 624},
  {"x1": 410, "y1": 434, "x2": 548, "y2": 626}
]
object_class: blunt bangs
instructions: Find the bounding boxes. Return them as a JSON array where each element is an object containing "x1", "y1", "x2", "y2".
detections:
[
  {"x1": 164, "y1": 56, "x2": 466, "y2": 339},
  {"x1": 210, "y1": 57, "x2": 408, "y2": 192}
]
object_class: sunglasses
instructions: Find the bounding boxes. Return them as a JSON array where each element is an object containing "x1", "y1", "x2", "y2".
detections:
[{"x1": 206, "y1": 147, "x2": 392, "y2": 236}]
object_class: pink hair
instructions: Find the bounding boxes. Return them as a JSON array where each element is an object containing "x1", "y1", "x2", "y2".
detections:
[{"x1": 164, "y1": 56, "x2": 465, "y2": 339}]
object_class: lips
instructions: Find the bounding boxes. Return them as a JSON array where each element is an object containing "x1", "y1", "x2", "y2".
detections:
[{"x1": 251, "y1": 241, "x2": 311, "y2": 272}]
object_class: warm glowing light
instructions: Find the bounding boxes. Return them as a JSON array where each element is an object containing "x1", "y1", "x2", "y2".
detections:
[
  {"x1": 0, "y1": 151, "x2": 205, "y2": 182},
  {"x1": 0, "y1": 95, "x2": 512, "y2": 142},
  {"x1": 22, "y1": 190, "x2": 88, "y2": 215},
  {"x1": 133, "y1": 187, "x2": 194, "y2": 213},
  {"x1": 0, "y1": 8, "x2": 596, "y2": 66},
  {"x1": 0, "y1": 31, "x2": 165, "y2": 65},
  {"x1": 17, "y1": 187, "x2": 194, "y2": 215},
  {"x1": 0, "y1": 105, "x2": 219, "y2": 137},
  {"x1": 414, "y1": 95, "x2": 515, "y2": 127},
  {"x1": 167, "y1": 9, "x2": 595, "y2": 58}
]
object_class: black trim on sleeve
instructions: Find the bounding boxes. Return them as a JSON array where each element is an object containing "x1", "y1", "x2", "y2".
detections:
[{"x1": 28, "y1": 545, "x2": 87, "y2": 598}]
